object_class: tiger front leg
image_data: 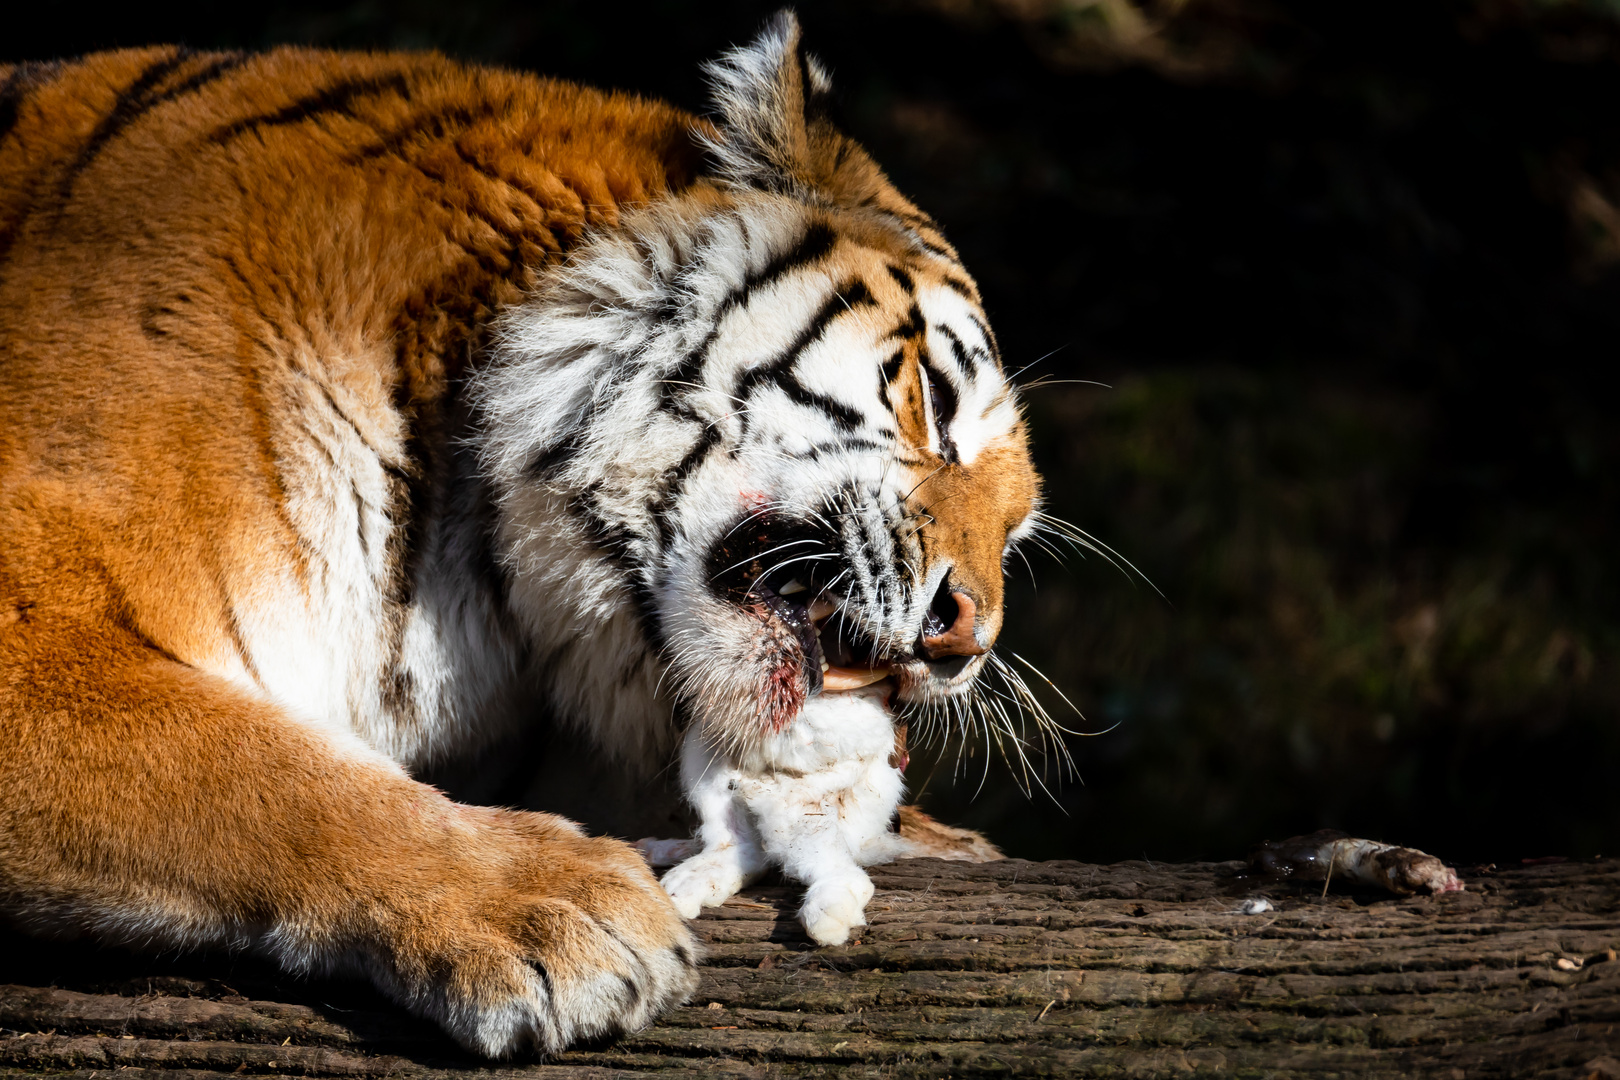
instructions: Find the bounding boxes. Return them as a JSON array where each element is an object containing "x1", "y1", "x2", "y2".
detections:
[{"x1": 0, "y1": 625, "x2": 699, "y2": 1058}]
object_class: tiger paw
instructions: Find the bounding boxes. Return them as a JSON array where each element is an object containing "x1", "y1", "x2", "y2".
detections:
[
  {"x1": 798, "y1": 871, "x2": 875, "y2": 947},
  {"x1": 370, "y1": 815, "x2": 699, "y2": 1058},
  {"x1": 660, "y1": 848, "x2": 749, "y2": 919}
]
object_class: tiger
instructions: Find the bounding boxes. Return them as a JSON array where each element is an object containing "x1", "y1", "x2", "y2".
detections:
[{"x1": 0, "y1": 10, "x2": 1040, "y2": 1059}]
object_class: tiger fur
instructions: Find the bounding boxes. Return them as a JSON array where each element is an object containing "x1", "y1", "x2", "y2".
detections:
[{"x1": 0, "y1": 12, "x2": 1039, "y2": 1058}]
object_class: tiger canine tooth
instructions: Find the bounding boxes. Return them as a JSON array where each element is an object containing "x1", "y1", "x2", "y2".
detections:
[
  {"x1": 808, "y1": 598, "x2": 837, "y2": 622},
  {"x1": 778, "y1": 579, "x2": 807, "y2": 596},
  {"x1": 822, "y1": 666, "x2": 890, "y2": 691}
]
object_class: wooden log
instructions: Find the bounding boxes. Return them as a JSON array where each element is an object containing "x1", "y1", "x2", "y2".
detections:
[{"x1": 0, "y1": 857, "x2": 1616, "y2": 1078}]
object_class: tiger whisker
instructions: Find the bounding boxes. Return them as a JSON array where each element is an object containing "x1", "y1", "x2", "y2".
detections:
[
  {"x1": 1016, "y1": 377, "x2": 1112, "y2": 390},
  {"x1": 709, "y1": 537, "x2": 824, "y2": 581},
  {"x1": 1030, "y1": 511, "x2": 1163, "y2": 598}
]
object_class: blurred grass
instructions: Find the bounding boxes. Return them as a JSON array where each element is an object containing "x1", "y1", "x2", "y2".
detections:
[{"x1": 911, "y1": 370, "x2": 1618, "y2": 862}]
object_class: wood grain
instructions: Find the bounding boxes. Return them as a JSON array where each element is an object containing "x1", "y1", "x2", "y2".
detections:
[{"x1": 2, "y1": 857, "x2": 1617, "y2": 1078}]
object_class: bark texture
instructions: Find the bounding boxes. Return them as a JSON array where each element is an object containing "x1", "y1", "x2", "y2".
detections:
[{"x1": 1, "y1": 857, "x2": 1617, "y2": 1078}]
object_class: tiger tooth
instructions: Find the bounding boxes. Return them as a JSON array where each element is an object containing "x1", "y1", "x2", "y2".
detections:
[
  {"x1": 822, "y1": 665, "x2": 891, "y2": 692},
  {"x1": 779, "y1": 578, "x2": 807, "y2": 596},
  {"x1": 808, "y1": 597, "x2": 837, "y2": 621},
  {"x1": 820, "y1": 660, "x2": 830, "y2": 673}
]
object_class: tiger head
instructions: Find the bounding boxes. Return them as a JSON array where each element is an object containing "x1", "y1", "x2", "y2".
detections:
[{"x1": 477, "y1": 13, "x2": 1040, "y2": 763}]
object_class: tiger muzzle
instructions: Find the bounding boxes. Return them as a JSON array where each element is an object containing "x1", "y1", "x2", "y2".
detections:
[{"x1": 705, "y1": 513, "x2": 898, "y2": 699}]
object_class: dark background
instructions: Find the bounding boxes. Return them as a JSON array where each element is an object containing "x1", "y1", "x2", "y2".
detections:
[{"x1": 11, "y1": 0, "x2": 1617, "y2": 865}]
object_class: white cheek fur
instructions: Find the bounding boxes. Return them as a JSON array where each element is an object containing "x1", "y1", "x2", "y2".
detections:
[{"x1": 469, "y1": 183, "x2": 1028, "y2": 786}]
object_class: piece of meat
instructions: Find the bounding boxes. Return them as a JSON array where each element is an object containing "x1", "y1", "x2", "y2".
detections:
[{"x1": 1250, "y1": 829, "x2": 1463, "y2": 895}]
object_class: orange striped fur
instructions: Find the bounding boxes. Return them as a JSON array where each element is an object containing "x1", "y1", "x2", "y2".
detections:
[
  {"x1": 0, "y1": 14, "x2": 1038, "y2": 1056},
  {"x1": 0, "y1": 44, "x2": 708, "y2": 1058}
]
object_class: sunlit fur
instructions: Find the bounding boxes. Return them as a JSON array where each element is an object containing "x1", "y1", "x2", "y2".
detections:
[
  {"x1": 0, "y1": 11, "x2": 1038, "y2": 1059},
  {"x1": 662, "y1": 688, "x2": 908, "y2": 946},
  {"x1": 476, "y1": 23, "x2": 1040, "y2": 764}
]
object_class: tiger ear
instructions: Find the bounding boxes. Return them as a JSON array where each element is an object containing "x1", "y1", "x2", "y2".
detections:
[{"x1": 700, "y1": 9, "x2": 841, "y2": 195}]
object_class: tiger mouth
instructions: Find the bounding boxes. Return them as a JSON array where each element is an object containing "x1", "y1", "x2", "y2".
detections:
[
  {"x1": 757, "y1": 576, "x2": 891, "y2": 696},
  {"x1": 705, "y1": 513, "x2": 893, "y2": 697}
]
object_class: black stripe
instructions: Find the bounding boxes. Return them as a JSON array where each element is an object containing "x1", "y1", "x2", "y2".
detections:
[
  {"x1": 885, "y1": 264, "x2": 915, "y2": 293},
  {"x1": 783, "y1": 437, "x2": 897, "y2": 462},
  {"x1": 576, "y1": 487, "x2": 648, "y2": 577},
  {"x1": 936, "y1": 323, "x2": 988, "y2": 375},
  {"x1": 778, "y1": 371, "x2": 864, "y2": 431},
  {"x1": 886, "y1": 302, "x2": 926, "y2": 344},
  {"x1": 965, "y1": 312, "x2": 1003, "y2": 367},
  {"x1": 56, "y1": 52, "x2": 248, "y2": 198},
  {"x1": 618, "y1": 975, "x2": 641, "y2": 1012},
  {"x1": 521, "y1": 362, "x2": 645, "y2": 489},
  {"x1": 939, "y1": 273, "x2": 976, "y2": 300},
  {"x1": 877, "y1": 346, "x2": 905, "y2": 414},
  {"x1": 0, "y1": 61, "x2": 63, "y2": 146},
  {"x1": 734, "y1": 279, "x2": 875, "y2": 404},
  {"x1": 576, "y1": 497, "x2": 665, "y2": 652},
  {"x1": 658, "y1": 221, "x2": 838, "y2": 416},
  {"x1": 525, "y1": 438, "x2": 585, "y2": 483},
  {"x1": 659, "y1": 322, "x2": 723, "y2": 416},
  {"x1": 650, "y1": 424, "x2": 722, "y2": 545},
  {"x1": 880, "y1": 348, "x2": 906, "y2": 385},
  {"x1": 207, "y1": 71, "x2": 411, "y2": 144},
  {"x1": 345, "y1": 99, "x2": 507, "y2": 162},
  {"x1": 531, "y1": 961, "x2": 555, "y2": 1002},
  {"x1": 58, "y1": 50, "x2": 194, "y2": 195},
  {"x1": 919, "y1": 350, "x2": 961, "y2": 465},
  {"x1": 653, "y1": 425, "x2": 719, "y2": 511},
  {"x1": 757, "y1": 221, "x2": 838, "y2": 287},
  {"x1": 161, "y1": 52, "x2": 248, "y2": 98},
  {"x1": 651, "y1": 277, "x2": 881, "y2": 552}
]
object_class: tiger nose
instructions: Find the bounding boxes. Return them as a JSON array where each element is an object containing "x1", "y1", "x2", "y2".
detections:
[{"x1": 920, "y1": 584, "x2": 988, "y2": 660}]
